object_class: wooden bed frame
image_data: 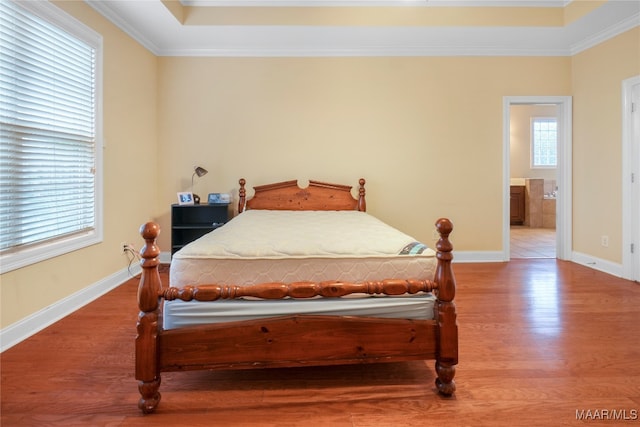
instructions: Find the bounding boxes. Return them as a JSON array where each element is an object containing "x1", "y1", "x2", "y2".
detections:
[{"x1": 135, "y1": 178, "x2": 458, "y2": 414}]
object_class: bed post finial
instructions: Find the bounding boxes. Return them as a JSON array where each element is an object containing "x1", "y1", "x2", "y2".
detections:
[
  {"x1": 136, "y1": 222, "x2": 162, "y2": 413},
  {"x1": 358, "y1": 178, "x2": 366, "y2": 212},
  {"x1": 433, "y1": 217, "x2": 457, "y2": 397},
  {"x1": 238, "y1": 178, "x2": 246, "y2": 213},
  {"x1": 435, "y1": 218, "x2": 454, "y2": 297}
]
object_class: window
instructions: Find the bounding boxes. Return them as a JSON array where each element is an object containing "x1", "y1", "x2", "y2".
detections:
[
  {"x1": 0, "y1": 0, "x2": 103, "y2": 273},
  {"x1": 531, "y1": 117, "x2": 557, "y2": 168}
]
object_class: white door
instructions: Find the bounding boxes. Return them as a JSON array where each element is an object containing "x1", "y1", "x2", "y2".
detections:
[{"x1": 622, "y1": 76, "x2": 640, "y2": 281}]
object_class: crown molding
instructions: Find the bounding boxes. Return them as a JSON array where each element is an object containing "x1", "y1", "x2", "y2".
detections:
[
  {"x1": 155, "y1": 26, "x2": 574, "y2": 57},
  {"x1": 181, "y1": 0, "x2": 569, "y2": 7},
  {"x1": 87, "y1": 0, "x2": 162, "y2": 54},
  {"x1": 569, "y1": 11, "x2": 640, "y2": 55},
  {"x1": 86, "y1": 0, "x2": 639, "y2": 57}
]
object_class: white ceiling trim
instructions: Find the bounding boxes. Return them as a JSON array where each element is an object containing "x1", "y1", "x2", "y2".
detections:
[
  {"x1": 570, "y1": 11, "x2": 640, "y2": 55},
  {"x1": 154, "y1": 26, "x2": 575, "y2": 57},
  {"x1": 86, "y1": 0, "x2": 640, "y2": 57},
  {"x1": 181, "y1": 0, "x2": 570, "y2": 7},
  {"x1": 87, "y1": 1, "x2": 163, "y2": 54}
]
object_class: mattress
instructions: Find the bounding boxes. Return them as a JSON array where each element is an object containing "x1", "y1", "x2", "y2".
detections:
[{"x1": 165, "y1": 210, "x2": 437, "y2": 329}]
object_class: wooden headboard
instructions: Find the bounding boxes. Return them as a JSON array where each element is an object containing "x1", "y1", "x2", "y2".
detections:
[{"x1": 238, "y1": 178, "x2": 366, "y2": 213}]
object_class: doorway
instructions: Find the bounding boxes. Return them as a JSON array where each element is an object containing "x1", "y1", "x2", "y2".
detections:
[
  {"x1": 503, "y1": 96, "x2": 572, "y2": 261},
  {"x1": 509, "y1": 104, "x2": 557, "y2": 258}
]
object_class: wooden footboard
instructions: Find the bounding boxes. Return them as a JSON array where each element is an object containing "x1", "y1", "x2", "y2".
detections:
[
  {"x1": 135, "y1": 218, "x2": 457, "y2": 414},
  {"x1": 159, "y1": 316, "x2": 438, "y2": 371}
]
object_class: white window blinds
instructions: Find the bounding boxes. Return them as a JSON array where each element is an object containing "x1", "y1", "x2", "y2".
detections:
[{"x1": 0, "y1": 0, "x2": 102, "y2": 272}]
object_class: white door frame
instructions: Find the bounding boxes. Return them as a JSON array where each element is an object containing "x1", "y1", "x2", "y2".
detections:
[
  {"x1": 502, "y1": 96, "x2": 573, "y2": 261},
  {"x1": 622, "y1": 75, "x2": 640, "y2": 281}
]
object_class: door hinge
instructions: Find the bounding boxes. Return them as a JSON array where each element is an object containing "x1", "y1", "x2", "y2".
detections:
[{"x1": 632, "y1": 243, "x2": 635, "y2": 254}]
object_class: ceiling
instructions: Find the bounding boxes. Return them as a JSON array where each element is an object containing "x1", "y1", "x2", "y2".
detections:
[{"x1": 85, "y1": 0, "x2": 640, "y2": 56}]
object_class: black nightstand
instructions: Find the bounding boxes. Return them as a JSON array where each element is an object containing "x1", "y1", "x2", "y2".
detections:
[{"x1": 171, "y1": 203, "x2": 229, "y2": 255}]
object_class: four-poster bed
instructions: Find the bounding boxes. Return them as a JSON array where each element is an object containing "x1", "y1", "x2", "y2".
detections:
[{"x1": 135, "y1": 178, "x2": 458, "y2": 413}]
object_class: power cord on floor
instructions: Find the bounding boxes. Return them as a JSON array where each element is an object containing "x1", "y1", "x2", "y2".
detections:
[{"x1": 123, "y1": 244, "x2": 141, "y2": 277}]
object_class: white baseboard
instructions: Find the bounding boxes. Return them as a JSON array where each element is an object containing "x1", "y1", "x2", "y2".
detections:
[
  {"x1": 457, "y1": 250, "x2": 625, "y2": 280},
  {"x1": 0, "y1": 263, "x2": 142, "y2": 353},
  {"x1": 160, "y1": 251, "x2": 171, "y2": 264},
  {"x1": 571, "y1": 251, "x2": 624, "y2": 278},
  {"x1": 453, "y1": 251, "x2": 506, "y2": 263}
]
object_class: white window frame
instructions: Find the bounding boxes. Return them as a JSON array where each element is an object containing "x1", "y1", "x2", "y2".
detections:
[
  {"x1": 530, "y1": 117, "x2": 558, "y2": 169},
  {"x1": 0, "y1": 0, "x2": 103, "y2": 274}
]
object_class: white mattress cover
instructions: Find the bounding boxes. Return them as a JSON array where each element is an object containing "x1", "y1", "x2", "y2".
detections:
[{"x1": 165, "y1": 210, "x2": 437, "y2": 329}]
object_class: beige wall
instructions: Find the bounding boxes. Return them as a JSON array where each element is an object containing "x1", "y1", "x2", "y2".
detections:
[
  {"x1": 0, "y1": 1, "x2": 158, "y2": 329},
  {"x1": 572, "y1": 28, "x2": 640, "y2": 263},
  {"x1": 156, "y1": 56, "x2": 571, "y2": 252}
]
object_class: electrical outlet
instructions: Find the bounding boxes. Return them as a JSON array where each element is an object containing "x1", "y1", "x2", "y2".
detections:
[
  {"x1": 601, "y1": 235, "x2": 609, "y2": 247},
  {"x1": 121, "y1": 242, "x2": 129, "y2": 253}
]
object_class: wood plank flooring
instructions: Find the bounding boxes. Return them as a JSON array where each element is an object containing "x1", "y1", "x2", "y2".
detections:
[{"x1": 2, "y1": 260, "x2": 639, "y2": 426}]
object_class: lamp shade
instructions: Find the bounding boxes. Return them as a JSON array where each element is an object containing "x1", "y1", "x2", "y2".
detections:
[{"x1": 190, "y1": 166, "x2": 208, "y2": 204}]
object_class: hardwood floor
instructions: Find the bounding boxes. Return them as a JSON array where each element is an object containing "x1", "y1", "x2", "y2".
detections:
[{"x1": 2, "y1": 260, "x2": 639, "y2": 426}]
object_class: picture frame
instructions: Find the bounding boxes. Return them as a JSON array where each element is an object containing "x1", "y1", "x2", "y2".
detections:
[{"x1": 177, "y1": 192, "x2": 194, "y2": 205}]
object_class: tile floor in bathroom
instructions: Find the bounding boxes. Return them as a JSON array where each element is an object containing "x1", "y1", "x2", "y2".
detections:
[{"x1": 510, "y1": 226, "x2": 556, "y2": 258}]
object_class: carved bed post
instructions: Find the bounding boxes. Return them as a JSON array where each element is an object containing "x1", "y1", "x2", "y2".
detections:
[
  {"x1": 135, "y1": 222, "x2": 163, "y2": 413},
  {"x1": 238, "y1": 178, "x2": 246, "y2": 213},
  {"x1": 357, "y1": 178, "x2": 366, "y2": 212},
  {"x1": 433, "y1": 218, "x2": 458, "y2": 396}
]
